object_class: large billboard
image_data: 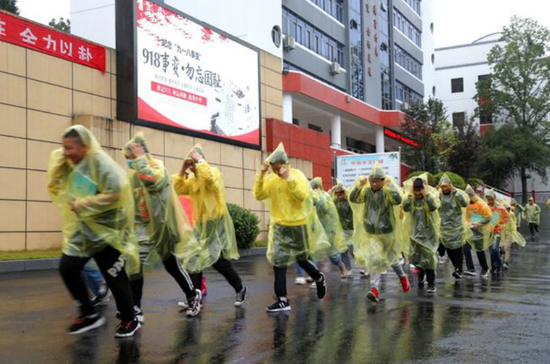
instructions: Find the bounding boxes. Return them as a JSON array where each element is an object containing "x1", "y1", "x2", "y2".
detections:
[
  {"x1": 335, "y1": 152, "x2": 401, "y2": 188},
  {"x1": 117, "y1": 0, "x2": 261, "y2": 149}
]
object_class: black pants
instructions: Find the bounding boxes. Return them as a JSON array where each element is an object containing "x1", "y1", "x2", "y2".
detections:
[
  {"x1": 130, "y1": 255, "x2": 195, "y2": 308},
  {"x1": 446, "y1": 246, "x2": 463, "y2": 272},
  {"x1": 189, "y1": 257, "x2": 243, "y2": 294},
  {"x1": 418, "y1": 268, "x2": 436, "y2": 285},
  {"x1": 463, "y1": 243, "x2": 489, "y2": 271},
  {"x1": 274, "y1": 258, "x2": 321, "y2": 298},
  {"x1": 437, "y1": 243, "x2": 446, "y2": 257},
  {"x1": 59, "y1": 246, "x2": 135, "y2": 321},
  {"x1": 529, "y1": 223, "x2": 539, "y2": 237}
]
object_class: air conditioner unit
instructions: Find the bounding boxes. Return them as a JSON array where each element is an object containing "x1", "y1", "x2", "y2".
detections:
[
  {"x1": 330, "y1": 61, "x2": 340, "y2": 75},
  {"x1": 283, "y1": 35, "x2": 296, "y2": 51}
]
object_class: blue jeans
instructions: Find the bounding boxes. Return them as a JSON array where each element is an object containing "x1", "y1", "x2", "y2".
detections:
[
  {"x1": 489, "y1": 236, "x2": 503, "y2": 269},
  {"x1": 83, "y1": 260, "x2": 104, "y2": 296}
]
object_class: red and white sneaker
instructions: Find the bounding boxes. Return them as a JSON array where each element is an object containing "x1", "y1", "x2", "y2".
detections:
[
  {"x1": 367, "y1": 288, "x2": 380, "y2": 302},
  {"x1": 400, "y1": 276, "x2": 411, "y2": 293}
]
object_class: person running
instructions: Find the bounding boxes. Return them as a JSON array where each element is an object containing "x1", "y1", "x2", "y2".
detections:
[
  {"x1": 437, "y1": 174, "x2": 469, "y2": 280},
  {"x1": 463, "y1": 185, "x2": 492, "y2": 278},
  {"x1": 525, "y1": 197, "x2": 541, "y2": 240},
  {"x1": 172, "y1": 145, "x2": 247, "y2": 308},
  {"x1": 485, "y1": 190, "x2": 510, "y2": 274},
  {"x1": 331, "y1": 183, "x2": 355, "y2": 277},
  {"x1": 510, "y1": 198, "x2": 524, "y2": 230},
  {"x1": 253, "y1": 143, "x2": 330, "y2": 312},
  {"x1": 47, "y1": 125, "x2": 140, "y2": 338},
  {"x1": 501, "y1": 201, "x2": 526, "y2": 270},
  {"x1": 123, "y1": 134, "x2": 202, "y2": 319},
  {"x1": 402, "y1": 176, "x2": 440, "y2": 294},
  {"x1": 310, "y1": 177, "x2": 348, "y2": 279},
  {"x1": 349, "y1": 162, "x2": 410, "y2": 302}
]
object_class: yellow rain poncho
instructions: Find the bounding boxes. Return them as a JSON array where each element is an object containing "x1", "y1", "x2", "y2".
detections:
[
  {"x1": 310, "y1": 177, "x2": 347, "y2": 255},
  {"x1": 253, "y1": 143, "x2": 330, "y2": 267},
  {"x1": 510, "y1": 198, "x2": 524, "y2": 228},
  {"x1": 464, "y1": 185, "x2": 493, "y2": 252},
  {"x1": 172, "y1": 145, "x2": 239, "y2": 273},
  {"x1": 348, "y1": 162, "x2": 404, "y2": 274},
  {"x1": 123, "y1": 134, "x2": 200, "y2": 271},
  {"x1": 47, "y1": 125, "x2": 139, "y2": 274},
  {"x1": 438, "y1": 174, "x2": 469, "y2": 250},
  {"x1": 401, "y1": 174, "x2": 440, "y2": 270},
  {"x1": 501, "y1": 202, "x2": 526, "y2": 248},
  {"x1": 524, "y1": 201, "x2": 541, "y2": 225},
  {"x1": 330, "y1": 183, "x2": 354, "y2": 246}
]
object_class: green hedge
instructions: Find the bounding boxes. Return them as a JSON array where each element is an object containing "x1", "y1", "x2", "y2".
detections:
[
  {"x1": 433, "y1": 172, "x2": 466, "y2": 190},
  {"x1": 227, "y1": 203, "x2": 260, "y2": 249}
]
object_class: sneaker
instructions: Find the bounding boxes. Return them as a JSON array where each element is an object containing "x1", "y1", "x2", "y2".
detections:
[
  {"x1": 418, "y1": 271, "x2": 426, "y2": 288},
  {"x1": 315, "y1": 273, "x2": 327, "y2": 299},
  {"x1": 503, "y1": 263, "x2": 509, "y2": 270},
  {"x1": 426, "y1": 284, "x2": 437, "y2": 294},
  {"x1": 347, "y1": 269, "x2": 354, "y2": 278},
  {"x1": 359, "y1": 270, "x2": 367, "y2": 276},
  {"x1": 496, "y1": 267, "x2": 504, "y2": 274},
  {"x1": 67, "y1": 313, "x2": 106, "y2": 335},
  {"x1": 134, "y1": 306, "x2": 144, "y2": 324},
  {"x1": 177, "y1": 301, "x2": 189, "y2": 309},
  {"x1": 235, "y1": 286, "x2": 247, "y2": 307},
  {"x1": 306, "y1": 276, "x2": 314, "y2": 283},
  {"x1": 310, "y1": 282, "x2": 317, "y2": 289},
  {"x1": 400, "y1": 276, "x2": 411, "y2": 293},
  {"x1": 266, "y1": 299, "x2": 291, "y2": 312},
  {"x1": 480, "y1": 269, "x2": 489, "y2": 278},
  {"x1": 463, "y1": 269, "x2": 477, "y2": 277},
  {"x1": 438, "y1": 256, "x2": 447, "y2": 265},
  {"x1": 490, "y1": 267, "x2": 497, "y2": 274},
  {"x1": 186, "y1": 289, "x2": 202, "y2": 317},
  {"x1": 295, "y1": 276, "x2": 307, "y2": 285},
  {"x1": 367, "y1": 288, "x2": 380, "y2": 302},
  {"x1": 115, "y1": 318, "x2": 141, "y2": 338},
  {"x1": 91, "y1": 289, "x2": 111, "y2": 307},
  {"x1": 452, "y1": 270, "x2": 462, "y2": 280}
]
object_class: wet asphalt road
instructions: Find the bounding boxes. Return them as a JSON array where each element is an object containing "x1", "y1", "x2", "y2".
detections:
[{"x1": 1, "y1": 213, "x2": 550, "y2": 364}]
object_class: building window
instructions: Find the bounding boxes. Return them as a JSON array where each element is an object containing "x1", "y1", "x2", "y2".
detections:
[
  {"x1": 346, "y1": 137, "x2": 375, "y2": 154},
  {"x1": 393, "y1": 9, "x2": 421, "y2": 47},
  {"x1": 308, "y1": 0, "x2": 344, "y2": 22},
  {"x1": 452, "y1": 112, "x2": 466, "y2": 128},
  {"x1": 394, "y1": 44, "x2": 422, "y2": 79},
  {"x1": 478, "y1": 75, "x2": 493, "y2": 124},
  {"x1": 349, "y1": 0, "x2": 364, "y2": 100},
  {"x1": 403, "y1": 0, "x2": 421, "y2": 15},
  {"x1": 272, "y1": 26, "x2": 282, "y2": 48},
  {"x1": 308, "y1": 123, "x2": 323, "y2": 132},
  {"x1": 451, "y1": 78, "x2": 464, "y2": 93},
  {"x1": 395, "y1": 80, "x2": 423, "y2": 105},
  {"x1": 282, "y1": 8, "x2": 345, "y2": 66}
]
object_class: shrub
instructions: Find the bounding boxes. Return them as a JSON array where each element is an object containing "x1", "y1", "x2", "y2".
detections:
[
  {"x1": 467, "y1": 177, "x2": 485, "y2": 189},
  {"x1": 433, "y1": 172, "x2": 467, "y2": 190},
  {"x1": 227, "y1": 203, "x2": 260, "y2": 249},
  {"x1": 406, "y1": 171, "x2": 436, "y2": 186}
]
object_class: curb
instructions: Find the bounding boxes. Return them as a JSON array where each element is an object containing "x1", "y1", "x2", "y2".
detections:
[{"x1": 0, "y1": 248, "x2": 266, "y2": 274}]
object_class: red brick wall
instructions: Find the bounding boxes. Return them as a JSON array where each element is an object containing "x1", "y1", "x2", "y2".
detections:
[{"x1": 266, "y1": 119, "x2": 334, "y2": 190}]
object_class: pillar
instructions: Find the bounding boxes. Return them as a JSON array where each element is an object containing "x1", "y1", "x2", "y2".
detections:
[
  {"x1": 375, "y1": 126, "x2": 385, "y2": 153},
  {"x1": 283, "y1": 93, "x2": 293, "y2": 123},
  {"x1": 331, "y1": 114, "x2": 341, "y2": 148}
]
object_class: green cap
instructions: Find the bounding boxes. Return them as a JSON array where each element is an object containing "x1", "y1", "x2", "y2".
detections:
[
  {"x1": 439, "y1": 173, "x2": 452, "y2": 186},
  {"x1": 266, "y1": 142, "x2": 289, "y2": 164},
  {"x1": 369, "y1": 161, "x2": 386, "y2": 179},
  {"x1": 123, "y1": 132, "x2": 150, "y2": 157},
  {"x1": 188, "y1": 144, "x2": 205, "y2": 159}
]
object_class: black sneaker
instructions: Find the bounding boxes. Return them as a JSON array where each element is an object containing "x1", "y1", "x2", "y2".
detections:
[
  {"x1": 235, "y1": 286, "x2": 247, "y2": 307},
  {"x1": 134, "y1": 306, "x2": 144, "y2": 324},
  {"x1": 503, "y1": 263, "x2": 509, "y2": 270},
  {"x1": 91, "y1": 289, "x2": 111, "y2": 307},
  {"x1": 186, "y1": 289, "x2": 202, "y2": 317},
  {"x1": 480, "y1": 269, "x2": 489, "y2": 278},
  {"x1": 115, "y1": 318, "x2": 141, "y2": 338},
  {"x1": 490, "y1": 267, "x2": 497, "y2": 274},
  {"x1": 426, "y1": 284, "x2": 437, "y2": 294},
  {"x1": 463, "y1": 269, "x2": 477, "y2": 277},
  {"x1": 452, "y1": 270, "x2": 462, "y2": 280},
  {"x1": 496, "y1": 267, "x2": 504, "y2": 274},
  {"x1": 266, "y1": 299, "x2": 291, "y2": 312},
  {"x1": 316, "y1": 273, "x2": 327, "y2": 299},
  {"x1": 67, "y1": 313, "x2": 106, "y2": 335}
]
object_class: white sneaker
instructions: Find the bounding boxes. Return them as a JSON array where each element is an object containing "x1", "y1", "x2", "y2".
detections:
[
  {"x1": 310, "y1": 282, "x2": 317, "y2": 289},
  {"x1": 295, "y1": 277, "x2": 307, "y2": 285},
  {"x1": 347, "y1": 269, "x2": 354, "y2": 277},
  {"x1": 177, "y1": 301, "x2": 189, "y2": 309}
]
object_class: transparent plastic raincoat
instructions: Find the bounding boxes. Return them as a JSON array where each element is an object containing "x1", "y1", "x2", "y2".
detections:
[
  {"x1": 47, "y1": 125, "x2": 139, "y2": 274},
  {"x1": 510, "y1": 199, "x2": 524, "y2": 228},
  {"x1": 401, "y1": 174, "x2": 440, "y2": 270},
  {"x1": 502, "y1": 202, "x2": 526, "y2": 248},
  {"x1": 438, "y1": 174, "x2": 469, "y2": 250},
  {"x1": 253, "y1": 143, "x2": 330, "y2": 267},
  {"x1": 524, "y1": 202, "x2": 541, "y2": 225},
  {"x1": 123, "y1": 134, "x2": 200, "y2": 271},
  {"x1": 330, "y1": 183, "x2": 354, "y2": 246},
  {"x1": 348, "y1": 163, "x2": 404, "y2": 274},
  {"x1": 464, "y1": 185, "x2": 493, "y2": 252},
  {"x1": 310, "y1": 177, "x2": 347, "y2": 255},
  {"x1": 172, "y1": 145, "x2": 239, "y2": 273}
]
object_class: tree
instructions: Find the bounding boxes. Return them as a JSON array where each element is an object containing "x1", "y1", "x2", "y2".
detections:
[
  {"x1": 0, "y1": 0, "x2": 20, "y2": 15},
  {"x1": 447, "y1": 116, "x2": 482, "y2": 180},
  {"x1": 49, "y1": 17, "x2": 71, "y2": 33},
  {"x1": 476, "y1": 16, "x2": 550, "y2": 202},
  {"x1": 400, "y1": 98, "x2": 455, "y2": 174}
]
